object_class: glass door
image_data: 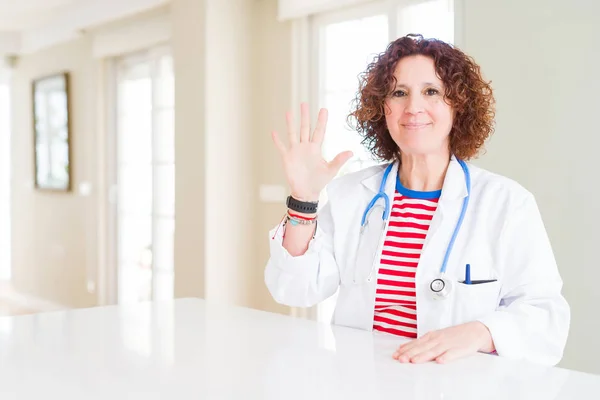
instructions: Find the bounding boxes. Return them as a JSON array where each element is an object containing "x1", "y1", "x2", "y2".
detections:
[
  {"x1": 0, "y1": 79, "x2": 10, "y2": 282},
  {"x1": 113, "y1": 47, "x2": 175, "y2": 304}
]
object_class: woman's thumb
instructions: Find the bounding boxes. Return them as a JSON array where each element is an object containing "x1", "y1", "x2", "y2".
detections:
[{"x1": 329, "y1": 151, "x2": 353, "y2": 173}]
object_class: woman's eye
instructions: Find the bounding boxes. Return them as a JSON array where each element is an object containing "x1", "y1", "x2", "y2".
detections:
[
  {"x1": 425, "y1": 88, "x2": 440, "y2": 96},
  {"x1": 392, "y1": 90, "x2": 406, "y2": 97}
]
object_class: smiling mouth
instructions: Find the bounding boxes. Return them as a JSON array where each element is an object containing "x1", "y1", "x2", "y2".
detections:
[{"x1": 402, "y1": 123, "x2": 432, "y2": 130}]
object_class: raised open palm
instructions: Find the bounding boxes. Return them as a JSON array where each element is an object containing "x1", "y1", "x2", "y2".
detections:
[{"x1": 271, "y1": 103, "x2": 353, "y2": 202}]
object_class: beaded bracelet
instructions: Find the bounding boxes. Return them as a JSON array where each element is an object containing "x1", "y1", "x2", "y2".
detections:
[{"x1": 285, "y1": 211, "x2": 317, "y2": 226}]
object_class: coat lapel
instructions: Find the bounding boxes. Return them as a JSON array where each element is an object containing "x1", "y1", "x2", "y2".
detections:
[{"x1": 360, "y1": 161, "x2": 399, "y2": 198}]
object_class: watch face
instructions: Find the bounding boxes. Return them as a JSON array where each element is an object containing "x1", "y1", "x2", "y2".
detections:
[{"x1": 430, "y1": 279, "x2": 445, "y2": 293}]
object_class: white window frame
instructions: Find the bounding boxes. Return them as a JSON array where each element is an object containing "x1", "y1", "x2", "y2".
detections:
[
  {"x1": 311, "y1": 1, "x2": 394, "y2": 178},
  {"x1": 0, "y1": 72, "x2": 11, "y2": 282},
  {"x1": 306, "y1": 0, "x2": 463, "y2": 123},
  {"x1": 289, "y1": 0, "x2": 461, "y2": 322},
  {"x1": 104, "y1": 44, "x2": 174, "y2": 305},
  {"x1": 91, "y1": 9, "x2": 173, "y2": 306}
]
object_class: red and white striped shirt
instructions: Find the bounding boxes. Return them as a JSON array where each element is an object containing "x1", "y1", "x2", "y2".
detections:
[{"x1": 373, "y1": 178, "x2": 441, "y2": 338}]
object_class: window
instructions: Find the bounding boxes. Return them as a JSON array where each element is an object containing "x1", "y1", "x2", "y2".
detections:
[
  {"x1": 318, "y1": 14, "x2": 389, "y2": 174},
  {"x1": 111, "y1": 47, "x2": 175, "y2": 304},
  {"x1": 0, "y1": 81, "x2": 10, "y2": 282},
  {"x1": 310, "y1": 0, "x2": 455, "y2": 323},
  {"x1": 313, "y1": 5, "x2": 390, "y2": 178}
]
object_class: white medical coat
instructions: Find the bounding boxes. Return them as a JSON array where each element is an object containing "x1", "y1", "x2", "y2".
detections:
[{"x1": 265, "y1": 157, "x2": 570, "y2": 366}]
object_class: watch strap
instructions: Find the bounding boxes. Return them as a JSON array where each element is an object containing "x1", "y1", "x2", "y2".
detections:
[{"x1": 286, "y1": 195, "x2": 318, "y2": 214}]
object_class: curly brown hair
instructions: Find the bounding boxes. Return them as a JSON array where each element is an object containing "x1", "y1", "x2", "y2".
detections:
[{"x1": 348, "y1": 33, "x2": 495, "y2": 162}]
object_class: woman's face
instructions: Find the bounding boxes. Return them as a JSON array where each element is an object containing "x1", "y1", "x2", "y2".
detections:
[{"x1": 384, "y1": 55, "x2": 454, "y2": 158}]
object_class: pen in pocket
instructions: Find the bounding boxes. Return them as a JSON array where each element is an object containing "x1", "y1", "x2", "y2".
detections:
[{"x1": 465, "y1": 263, "x2": 471, "y2": 284}]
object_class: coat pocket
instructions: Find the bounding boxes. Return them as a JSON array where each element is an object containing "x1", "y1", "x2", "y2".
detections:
[{"x1": 451, "y1": 280, "x2": 502, "y2": 325}]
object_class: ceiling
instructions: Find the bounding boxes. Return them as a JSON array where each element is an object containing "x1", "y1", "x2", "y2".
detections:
[
  {"x1": 0, "y1": 0, "x2": 82, "y2": 31},
  {"x1": 0, "y1": 0, "x2": 169, "y2": 56}
]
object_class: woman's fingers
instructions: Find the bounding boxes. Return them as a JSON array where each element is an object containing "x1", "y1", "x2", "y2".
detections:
[
  {"x1": 409, "y1": 343, "x2": 447, "y2": 364},
  {"x1": 311, "y1": 108, "x2": 328, "y2": 144},
  {"x1": 299, "y1": 102, "x2": 310, "y2": 142},
  {"x1": 286, "y1": 104, "x2": 328, "y2": 144},
  {"x1": 271, "y1": 131, "x2": 287, "y2": 156},
  {"x1": 394, "y1": 336, "x2": 435, "y2": 362},
  {"x1": 285, "y1": 111, "x2": 297, "y2": 145}
]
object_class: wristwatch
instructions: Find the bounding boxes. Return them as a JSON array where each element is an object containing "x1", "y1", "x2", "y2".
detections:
[{"x1": 286, "y1": 195, "x2": 318, "y2": 214}]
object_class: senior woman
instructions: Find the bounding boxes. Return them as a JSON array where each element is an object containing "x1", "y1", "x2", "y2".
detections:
[{"x1": 265, "y1": 34, "x2": 569, "y2": 366}]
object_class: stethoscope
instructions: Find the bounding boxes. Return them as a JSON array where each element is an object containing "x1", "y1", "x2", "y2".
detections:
[{"x1": 356, "y1": 158, "x2": 471, "y2": 300}]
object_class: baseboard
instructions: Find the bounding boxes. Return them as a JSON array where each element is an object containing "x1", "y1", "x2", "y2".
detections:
[{"x1": 0, "y1": 282, "x2": 68, "y2": 313}]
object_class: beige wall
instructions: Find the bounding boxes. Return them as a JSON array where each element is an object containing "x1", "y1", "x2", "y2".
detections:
[
  {"x1": 11, "y1": 37, "x2": 98, "y2": 308},
  {"x1": 8, "y1": 0, "x2": 287, "y2": 311},
  {"x1": 462, "y1": 0, "x2": 600, "y2": 374},
  {"x1": 172, "y1": 0, "x2": 297, "y2": 312},
  {"x1": 204, "y1": 0, "x2": 254, "y2": 306},
  {"x1": 173, "y1": 0, "x2": 294, "y2": 311},
  {"x1": 251, "y1": 0, "x2": 294, "y2": 314},
  {"x1": 171, "y1": 0, "x2": 206, "y2": 299},
  {"x1": 172, "y1": 0, "x2": 260, "y2": 306}
]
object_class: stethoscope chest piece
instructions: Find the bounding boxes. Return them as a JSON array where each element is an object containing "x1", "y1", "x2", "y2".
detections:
[{"x1": 430, "y1": 277, "x2": 452, "y2": 300}]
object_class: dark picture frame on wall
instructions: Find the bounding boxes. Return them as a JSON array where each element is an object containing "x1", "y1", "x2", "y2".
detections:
[{"x1": 32, "y1": 71, "x2": 72, "y2": 191}]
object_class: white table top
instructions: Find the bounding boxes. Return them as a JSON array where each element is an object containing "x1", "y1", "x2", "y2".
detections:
[{"x1": 0, "y1": 298, "x2": 597, "y2": 399}]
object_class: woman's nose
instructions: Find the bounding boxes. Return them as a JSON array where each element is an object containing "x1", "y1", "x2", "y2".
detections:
[{"x1": 404, "y1": 94, "x2": 426, "y2": 114}]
